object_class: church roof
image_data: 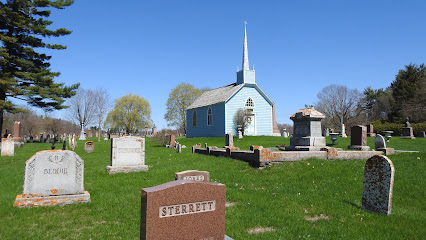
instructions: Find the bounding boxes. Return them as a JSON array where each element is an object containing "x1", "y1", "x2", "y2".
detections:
[{"x1": 187, "y1": 83, "x2": 244, "y2": 109}]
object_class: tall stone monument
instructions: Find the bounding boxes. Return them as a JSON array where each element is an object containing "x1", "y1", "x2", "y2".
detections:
[
  {"x1": 286, "y1": 107, "x2": 326, "y2": 151},
  {"x1": 13, "y1": 121, "x2": 22, "y2": 142},
  {"x1": 14, "y1": 150, "x2": 91, "y2": 208},
  {"x1": 361, "y1": 155, "x2": 394, "y2": 215},
  {"x1": 79, "y1": 124, "x2": 86, "y2": 140},
  {"x1": 106, "y1": 136, "x2": 148, "y2": 174}
]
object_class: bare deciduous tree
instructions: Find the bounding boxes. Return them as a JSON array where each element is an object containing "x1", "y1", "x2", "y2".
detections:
[
  {"x1": 93, "y1": 88, "x2": 112, "y2": 142},
  {"x1": 315, "y1": 84, "x2": 364, "y2": 130},
  {"x1": 66, "y1": 88, "x2": 97, "y2": 133}
]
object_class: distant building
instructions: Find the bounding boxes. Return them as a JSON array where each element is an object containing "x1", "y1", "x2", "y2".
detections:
[{"x1": 186, "y1": 24, "x2": 280, "y2": 137}]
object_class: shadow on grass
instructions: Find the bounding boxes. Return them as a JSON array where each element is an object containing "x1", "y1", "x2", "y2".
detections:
[{"x1": 342, "y1": 200, "x2": 362, "y2": 210}]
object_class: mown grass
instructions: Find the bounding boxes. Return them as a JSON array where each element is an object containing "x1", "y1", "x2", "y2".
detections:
[{"x1": 0, "y1": 136, "x2": 425, "y2": 239}]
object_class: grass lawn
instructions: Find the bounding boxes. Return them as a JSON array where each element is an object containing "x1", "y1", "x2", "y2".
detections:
[{"x1": 0, "y1": 136, "x2": 425, "y2": 239}]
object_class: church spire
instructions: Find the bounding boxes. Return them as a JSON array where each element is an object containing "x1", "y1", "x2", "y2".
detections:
[
  {"x1": 236, "y1": 21, "x2": 255, "y2": 85},
  {"x1": 242, "y1": 21, "x2": 249, "y2": 71}
]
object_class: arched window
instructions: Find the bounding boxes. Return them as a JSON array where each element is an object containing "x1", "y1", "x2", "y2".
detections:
[
  {"x1": 207, "y1": 107, "x2": 213, "y2": 126},
  {"x1": 192, "y1": 110, "x2": 197, "y2": 127},
  {"x1": 245, "y1": 97, "x2": 254, "y2": 108}
]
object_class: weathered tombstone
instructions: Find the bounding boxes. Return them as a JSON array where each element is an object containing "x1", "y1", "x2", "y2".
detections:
[
  {"x1": 79, "y1": 124, "x2": 86, "y2": 140},
  {"x1": 84, "y1": 141, "x2": 94, "y2": 153},
  {"x1": 13, "y1": 121, "x2": 22, "y2": 142},
  {"x1": 152, "y1": 125, "x2": 157, "y2": 136},
  {"x1": 140, "y1": 180, "x2": 227, "y2": 240},
  {"x1": 170, "y1": 135, "x2": 176, "y2": 148},
  {"x1": 106, "y1": 136, "x2": 148, "y2": 174},
  {"x1": 361, "y1": 155, "x2": 395, "y2": 215},
  {"x1": 340, "y1": 124, "x2": 347, "y2": 137},
  {"x1": 225, "y1": 133, "x2": 233, "y2": 147},
  {"x1": 348, "y1": 125, "x2": 370, "y2": 150},
  {"x1": 1, "y1": 135, "x2": 14, "y2": 156},
  {"x1": 322, "y1": 128, "x2": 329, "y2": 137},
  {"x1": 87, "y1": 129, "x2": 93, "y2": 138},
  {"x1": 238, "y1": 130, "x2": 243, "y2": 139},
  {"x1": 175, "y1": 170, "x2": 210, "y2": 182},
  {"x1": 417, "y1": 131, "x2": 425, "y2": 138},
  {"x1": 177, "y1": 143, "x2": 182, "y2": 153},
  {"x1": 374, "y1": 134, "x2": 386, "y2": 150},
  {"x1": 13, "y1": 150, "x2": 91, "y2": 208},
  {"x1": 366, "y1": 124, "x2": 375, "y2": 137},
  {"x1": 286, "y1": 107, "x2": 326, "y2": 151},
  {"x1": 29, "y1": 136, "x2": 34, "y2": 143}
]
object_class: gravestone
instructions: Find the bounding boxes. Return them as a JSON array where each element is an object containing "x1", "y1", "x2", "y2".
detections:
[
  {"x1": 286, "y1": 107, "x2": 326, "y2": 151},
  {"x1": 374, "y1": 134, "x2": 386, "y2": 150},
  {"x1": 170, "y1": 135, "x2": 176, "y2": 148},
  {"x1": 29, "y1": 136, "x2": 33, "y2": 143},
  {"x1": 417, "y1": 131, "x2": 425, "y2": 138},
  {"x1": 106, "y1": 136, "x2": 148, "y2": 174},
  {"x1": 13, "y1": 150, "x2": 91, "y2": 208},
  {"x1": 340, "y1": 124, "x2": 347, "y2": 137},
  {"x1": 225, "y1": 133, "x2": 233, "y2": 147},
  {"x1": 13, "y1": 121, "x2": 22, "y2": 142},
  {"x1": 367, "y1": 124, "x2": 375, "y2": 137},
  {"x1": 79, "y1": 124, "x2": 86, "y2": 140},
  {"x1": 152, "y1": 125, "x2": 157, "y2": 136},
  {"x1": 1, "y1": 135, "x2": 14, "y2": 156},
  {"x1": 401, "y1": 119, "x2": 415, "y2": 139},
  {"x1": 176, "y1": 143, "x2": 182, "y2": 153},
  {"x1": 175, "y1": 170, "x2": 210, "y2": 182},
  {"x1": 361, "y1": 155, "x2": 394, "y2": 215},
  {"x1": 84, "y1": 141, "x2": 94, "y2": 153},
  {"x1": 348, "y1": 125, "x2": 370, "y2": 150},
  {"x1": 141, "y1": 180, "x2": 228, "y2": 240}
]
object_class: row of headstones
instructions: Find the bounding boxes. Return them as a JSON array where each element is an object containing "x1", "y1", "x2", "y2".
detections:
[{"x1": 12, "y1": 143, "x2": 394, "y2": 239}]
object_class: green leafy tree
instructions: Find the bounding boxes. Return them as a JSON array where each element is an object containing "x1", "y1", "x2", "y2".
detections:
[
  {"x1": 105, "y1": 93, "x2": 151, "y2": 134},
  {"x1": 0, "y1": 0, "x2": 78, "y2": 137},
  {"x1": 390, "y1": 64, "x2": 426, "y2": 122},
  {"x1": 361, "y1": 86, "x2": 393, "y2": 122},
  {"x1": 165, "y1": 82, "x2": 202, "y2": 133}
]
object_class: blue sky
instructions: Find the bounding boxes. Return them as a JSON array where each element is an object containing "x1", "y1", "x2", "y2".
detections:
[{"x1": 32, "y1": 0, "x2": 426, "y2": 129}]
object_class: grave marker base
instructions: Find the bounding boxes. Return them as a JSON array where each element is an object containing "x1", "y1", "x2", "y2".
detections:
[
  {"x1": 13, "y1": 191, "x2": 91, "y2": 208},
  {"x1": 106, "y1": 165, "x2": 148, "y2": 174},
  {"x1": 348, "y1": 145, "x2": 371, "y2": 151}
]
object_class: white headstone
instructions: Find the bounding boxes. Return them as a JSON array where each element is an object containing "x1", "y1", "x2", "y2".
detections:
[
  {"x1": 14, "y1": 150, "x2": 91, "y2": 208},
  {"x1": 362, "y1": 155, "x2": 394, "y2": 215},
  {"x1": 1, "y1": 136, "x2": 14, "y2": 156},
  {"x1": 107, "y1": 136, "x2": 148, "y2": 174}
]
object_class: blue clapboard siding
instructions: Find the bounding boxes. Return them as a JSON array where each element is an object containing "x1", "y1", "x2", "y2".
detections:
[
  {"x1": 186, "y1": 103, "x2": 225, "y2": 138},
  {"x1": 225, "y1": 85, "x2": 273, "y2": 136}
]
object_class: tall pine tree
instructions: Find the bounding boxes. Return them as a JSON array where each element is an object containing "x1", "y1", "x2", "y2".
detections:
[
  {"x1": 390, "y1": 64, "x2": 426, "y2": 122},
  {"x1": 0, "y1": 0, "x2": 79, "y2": 137}
]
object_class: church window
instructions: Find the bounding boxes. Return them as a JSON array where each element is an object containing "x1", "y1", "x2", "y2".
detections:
[
  {"x1": 245, "y1": 97, "x2": 254, "y2": 108},
  {"x1": 207, "y1": 107, "x2": 213, "y2": 126},
  {"x1": 192, "y1": 110, "x2": 197, "y2": 127}
]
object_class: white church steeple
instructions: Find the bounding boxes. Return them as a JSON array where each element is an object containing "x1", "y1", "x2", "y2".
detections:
[
  {"x1": 242, "y1": 21, "x2": 249, "y2": 71},
  {"x1": 237, "y1": 21, "x2": 255, "y2": 85}
]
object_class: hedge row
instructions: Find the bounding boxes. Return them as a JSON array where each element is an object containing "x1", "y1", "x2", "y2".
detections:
[{"x1": 371, "y1": 120, "x2": 426, "y2": 136}]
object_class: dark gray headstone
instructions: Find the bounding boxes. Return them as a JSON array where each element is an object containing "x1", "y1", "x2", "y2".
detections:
[{"x1": 374, "y1": 134, "x2": 386, "y2": 149}]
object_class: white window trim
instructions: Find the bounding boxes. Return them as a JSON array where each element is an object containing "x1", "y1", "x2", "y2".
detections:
[{"x1": 244, "y1": 96, "x2": 255, "y2": 108}]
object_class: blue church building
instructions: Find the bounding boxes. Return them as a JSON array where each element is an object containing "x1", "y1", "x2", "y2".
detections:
[{"x1": 186, "y1": 24, "x2": 280, "y2": 138}]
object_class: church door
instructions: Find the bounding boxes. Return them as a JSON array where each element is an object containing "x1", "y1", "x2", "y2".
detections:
[{"x1": 245, "y1": 114, "x2": 256, "y2": 136}]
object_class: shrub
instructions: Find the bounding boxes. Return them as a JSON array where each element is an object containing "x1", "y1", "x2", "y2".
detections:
[{"x1": 371, "y1": 120, "x2": 426, "y2": 136}]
